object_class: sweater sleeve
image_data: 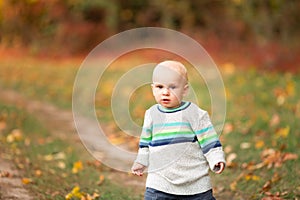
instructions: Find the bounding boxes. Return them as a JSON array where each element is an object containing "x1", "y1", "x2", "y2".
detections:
[
  {"x1": 134, "y1": 109, "x2": 152, "y2": 167},
  {"x1": 194, "y1": 111, "x2": 226, "y2": 171}
]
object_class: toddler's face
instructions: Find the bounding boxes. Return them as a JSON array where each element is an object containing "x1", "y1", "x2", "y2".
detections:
[{"x1": 152, "y1": 65, "x2": 188, "y2": 109}]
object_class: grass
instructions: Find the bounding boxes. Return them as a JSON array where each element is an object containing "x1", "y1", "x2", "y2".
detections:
[
  {"x1": 0, "y1": 54, "x2": 300, "y2": 199},
  {"x1": 215, "y1": 69, "x2": 300, "y2": 199},
  {"x1": 0, "y1": 103, "x2": 142, "y2": 200}
]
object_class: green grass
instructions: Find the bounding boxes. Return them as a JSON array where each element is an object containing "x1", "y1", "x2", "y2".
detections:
[
  {"x1": 0, "y1": 103, "x2": 142, "y2": 200},
  {"x1": 213, "y1": 69, "x2": 300, "y2": 199},
  {"x1": 1, "y1": 55, "x2": 300, "y2": 199}
]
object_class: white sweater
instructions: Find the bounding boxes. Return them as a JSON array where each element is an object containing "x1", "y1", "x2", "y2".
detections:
[{"x1": 135, "y1": 102, "x2": 226, "y2": 195}]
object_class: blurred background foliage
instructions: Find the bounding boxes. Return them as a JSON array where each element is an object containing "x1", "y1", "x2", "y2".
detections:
[{"x1": 0, "y1": 0, "x2": 300, "y2": 71}]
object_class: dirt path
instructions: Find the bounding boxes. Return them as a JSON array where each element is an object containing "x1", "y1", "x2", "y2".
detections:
[
  {"x1": 0, "y1": 89, "x2": 145, "y2": 199},
  {"x1": 0, "y1": 156, "x2": 33, "y2": 200}
]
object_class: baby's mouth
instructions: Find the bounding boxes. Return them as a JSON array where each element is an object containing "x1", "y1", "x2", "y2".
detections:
[{"x1": 161, "y1": 98, "x2": 170, "y2": 103}]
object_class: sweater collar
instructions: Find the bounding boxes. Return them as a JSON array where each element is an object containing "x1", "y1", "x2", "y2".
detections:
[{"x1": 157, "y1": 101, "x2": 191, "y2": 113}]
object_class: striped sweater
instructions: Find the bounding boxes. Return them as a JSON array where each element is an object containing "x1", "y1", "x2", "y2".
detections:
[{"x1": 135, "y1": 101, "x2": 226, "y2": 195}]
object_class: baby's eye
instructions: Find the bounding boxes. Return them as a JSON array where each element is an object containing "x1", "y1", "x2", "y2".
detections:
[
  {"x1": 156, "y1": 85, "x2": 164, "y2": 89},
  {"x1": 169, "y1": 85, "x2": 176, "y2": 89}
]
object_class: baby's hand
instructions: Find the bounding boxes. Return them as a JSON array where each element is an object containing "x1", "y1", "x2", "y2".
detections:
[
  {"x1": 213, "y1": 162, "x2": 225, "y2": 174},
  {"x1": 131, "y1": 162, "x2": 146, "y2": 176}
]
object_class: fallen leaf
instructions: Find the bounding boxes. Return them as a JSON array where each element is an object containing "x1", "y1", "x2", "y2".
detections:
[
  {"x1": 44, "y1": 154, "x2": 54, "y2": 161},
  {"x1": 271, "y1": 173, "x2": 281, "y2": 183},
  {"x1": 262, "y1": 180, "x2": 272, "y2": 192},
  {"x1": 230, "y1": 181, "x2": 237, "y2": 191},
  {"x1": 53, "y1": 152, "x2": 66, "y2": 160},
  {"x1": 0, "y1": 120, "x2": 7, "y2": 131},
  {"x1": 22, "y1": 178, "x2": 33, "y2": 185},
  {"x1": 226, "y1": 153, "x2": 237, "y2": 168},
  {"x1": 240, "y1": 142, "x2": 251, "y2": 149},
  {"x1": 35, "y1": 170, "x2": 42, "y2": 177},
  {"x1": 6, "y1": 129, "x2": 23, "y2": 143},
  {"x1": 275, "y1": 126, "x2": 290, "y2": 138},
  {"x1": 65, "y1": 186, "x2": 84, "y2": 200},
  {"x1": 72, "y1": 161, "x2": 83, "y2": 174},
  {"x1": 255, "y1": 140, "x2": 265, "y2": 149},
  {"x1": 262, "y1": 196, "x2": 284, "y2": 200},
  {"x1": 97, "y1": 175, "x2": 105, "y2": 185},
  {"x1": 86, "y1": 192, "x2": 101, "y2": 200},
  {"x1": 262, "y1": 191, "x2": 284, "y2": 200},
  {"x1": 44, "y1": 152, "x2": 66, "y2": 161},
  {"x1": 0, "y1": 170, "x2": 12, "y2": 178},
  {"x1": 224, "y1": 145, "x2": 233, "y2": 154},
  {"x1": 57, "y1": 161, "x2": 66, "y2": 169},
  {"x1": 277, "y1": 95, "x2": 285, "y2": 106},
  {"x1": 223, "y1": 123, "x2": 234, "y2": 135},
  {"x1": 261, "y1": 148, "x2": 297, "y2": 169},
  {"x1": 282, "y1": 153, "x2": 298, "y2": 161},
  {"x1": 269, "y1": 114, "x2": 280, "y2": 127},
  {"x1": 244, "y1": 174, "x2": 260, "y2": 181},
  {"x1": 286, "y1": 80, "x2": 295, "y2": 96}
]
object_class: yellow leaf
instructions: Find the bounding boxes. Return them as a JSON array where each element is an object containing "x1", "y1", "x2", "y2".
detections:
[
  {"x1": 245, "y1": 174, "x2": 260, "y2": 181},
  {"x1": 12, "y1": 129, "x2": 23, "y2": 141},
  {"x1": 276, "y1": 126, "x2": 290, "y2": 138},
  {"x1": 6, "y1": 129, "x2": 23, "y2": 143},
  {"x1": 230, "y1": 181, "x2": 237, "y2": 191},
  {"x1": 245, "y1": 174, "x2": 252, "y2": 181},
  {"x1": 286, "y1": 80, "x2": 295, "y2": 96},
  {"x1": 6, "y1": 134, "x2": 14, "y2": 143},
  {"x1": 252, "y1": 175, "x2": 261, "y2": 181},
  {"x1": 255, "y1": 140, "x2": 265, "y2": 149},
  {"x1": 97, "y1": 175, "x2": 105, "y2": 185},
  {"x1": 72, "y1": 161, "x2": 83, "y2": 174},
  {"x1": 22, "y1": 178, "x2": 32, "y2": 185},
  {"x1": 65, "y1": 186, "x2": 85, "y2": 200}
]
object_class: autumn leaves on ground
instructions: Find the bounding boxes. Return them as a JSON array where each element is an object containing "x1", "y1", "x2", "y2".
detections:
[{"x1": 0, "y1": 51, "x2": 299, "y2": 200}]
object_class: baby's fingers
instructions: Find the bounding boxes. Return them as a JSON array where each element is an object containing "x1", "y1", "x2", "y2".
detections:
[
  {"x1": 132, "y1": 170, "x2": 143, "y2": 176},
  {"x1": 214, "y1": 162, "x2": 225, "y2": 174}
]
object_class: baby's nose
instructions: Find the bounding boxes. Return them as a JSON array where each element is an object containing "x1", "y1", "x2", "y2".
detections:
[{"x1": 162, "y1": 88, "x2": 170, "y2": 95}]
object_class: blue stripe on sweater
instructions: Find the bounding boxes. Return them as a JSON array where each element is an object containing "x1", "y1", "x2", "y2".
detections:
[
  {"x1": 201, "y1": 140, "x2": 222, "y2": 154},
  {"x1": 149, "y1": 136, "x2": 197, "y2": 147}
]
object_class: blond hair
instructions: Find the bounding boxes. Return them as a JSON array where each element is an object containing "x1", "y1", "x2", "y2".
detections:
[{"x1": 155, "y1": 60, "x2": 188, "y2": 82}]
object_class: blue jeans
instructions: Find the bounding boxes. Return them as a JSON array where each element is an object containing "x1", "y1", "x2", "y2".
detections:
[{"x1": 144, "y1": 187, "x2": 216, "y2": 200}]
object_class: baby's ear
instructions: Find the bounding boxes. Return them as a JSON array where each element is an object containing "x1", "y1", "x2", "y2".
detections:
[
  {"x1": 151, "y1": 84, "x2": 155, "y2": 95},
  {"x1": 183, "y1": 84, "x2": 189, "y2": 96},
  {"x1": 151, "y1": 83, "x2": 155, "y2": 91}
]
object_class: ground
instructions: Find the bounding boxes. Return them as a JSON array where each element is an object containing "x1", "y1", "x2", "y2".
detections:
[{"x1": 0, "y1": 89, "x2": 146, "y2": 199}]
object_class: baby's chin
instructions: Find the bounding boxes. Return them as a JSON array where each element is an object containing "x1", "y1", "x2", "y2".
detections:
[{"x1": 159, "y1": 101, "x2": 181, "y2": 109}]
